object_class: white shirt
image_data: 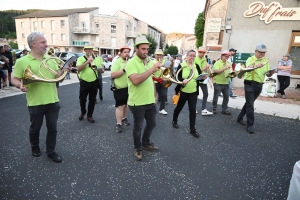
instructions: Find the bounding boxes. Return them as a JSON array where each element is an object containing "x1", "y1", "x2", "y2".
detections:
[{"x1": 174, "y1": 59, "x2": 180, "y2": 68}]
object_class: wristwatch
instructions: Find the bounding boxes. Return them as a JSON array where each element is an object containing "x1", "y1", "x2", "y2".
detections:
[{"x1": 123, "y1": 69, "x2": 126, "y2": 72}]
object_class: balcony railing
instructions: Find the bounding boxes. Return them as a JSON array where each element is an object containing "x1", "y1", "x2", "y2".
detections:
[
  {"x1": 72, "y1": 27, "x2": 100, "y2": 34},
  {"x1": 126, "y1": 31, "x2": 139, "y2": 38},
  {"x1": 72, "y1": 40, "x2": 89, "y2": 46}
]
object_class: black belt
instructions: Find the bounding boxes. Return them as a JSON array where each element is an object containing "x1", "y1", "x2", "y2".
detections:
[{"x1": 244, "y1": 80, "x2": 263, "y2": 86}]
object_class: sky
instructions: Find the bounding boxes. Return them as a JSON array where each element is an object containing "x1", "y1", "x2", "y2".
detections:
[{"x1": 0, "y1": 0, "x2": 205, "y2": 34}]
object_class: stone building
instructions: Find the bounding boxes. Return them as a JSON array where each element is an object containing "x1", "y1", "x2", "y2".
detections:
[
  {"x1": 15, "y1": 8, "x2": 162, "y2": 56},
  {"x1": 203, "y1": 0, "x2": 300, "y2": 87}
]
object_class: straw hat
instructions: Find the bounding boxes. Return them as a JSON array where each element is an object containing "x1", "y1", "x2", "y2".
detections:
[
  {"x1": 93, "y1": 48, "x2": 99, "y2": 52},
  {"x1": 197, "y1": 47, "x2": 207, "y2": 53},
  {"x1": 83, "y1": 43, "x2": 93, "y2": 50},
  {"x1": 155, "y1": 49, "x2": 164, "y2": 55},
  {"x1": 221, "y1": 50, "x2": 231, "y2": 56},
  {"x1": 134, "y1": 35, "x2": 151, "y2": 47},
  {"x1": 119, "y1": 46, "x2": 131, "y2": 51}
]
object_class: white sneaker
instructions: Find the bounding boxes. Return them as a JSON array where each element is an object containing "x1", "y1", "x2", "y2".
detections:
[
  {"x1": 0, "y1": 89, "x2": 4, "y2": 93},
  {"x1": 202, "y1": 109, "x2": 213, "y2": 116},
  {"x1": 196, "y1": 110, "x2": 198, "y2": 114},
  {"x1": 159, "y1": 109, "x2": 168, "y2": 115}
]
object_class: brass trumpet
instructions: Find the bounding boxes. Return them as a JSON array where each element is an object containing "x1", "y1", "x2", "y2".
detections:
[{"x1": 87, "y1": 52, "x2": 97, "y2": 70}]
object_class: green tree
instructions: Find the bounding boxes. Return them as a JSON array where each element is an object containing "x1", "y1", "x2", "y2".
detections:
[
  {"x1": 163, "y1": 49, "x2": 168, "y2": 55},
  {"x1": 167, "y1": 45, "x2": 178, "y2": 55},
  {"x1": 9, "y1": 41, "x2": 18, "y2": 49},
  {"x1": 194, "y1": 12, "x2": 205, "y2": 48},
  {"x1": 144, "y1": 34, "x2": 157, "y2": 55}
]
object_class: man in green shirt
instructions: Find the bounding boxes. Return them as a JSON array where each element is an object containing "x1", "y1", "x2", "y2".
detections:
[
  {"x1": 194, "y1": 47, "x2": 213, "y2": 116},
  {"x1": 12, "y1": 31, "x2": 70, "y2": 163},
  {"x1": 126, "y1": 35, "x2": 161, "y2": 161},
  {"x1": 237, "y1": 43, "x2": 273, "y2": 134},
  {"x1": 111, "y1": 46, "x2": 131, "y2": 133},
  {"x1": 93, "y1": 48, "x2": 104, "y2": 103},
  {"x1": 153, "y1": 49, "x2": 168, "y2": 115},
  {"x1": 77, "y1": 44, "x2": 99, "y2": 123},
  {"x1": 212, "y1": 50, "x2": 232, "y2": 115}
]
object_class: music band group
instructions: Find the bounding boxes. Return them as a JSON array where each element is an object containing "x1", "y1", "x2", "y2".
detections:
[{"x1": 11, "y1": 32, "x2": 275, "y2": 162}]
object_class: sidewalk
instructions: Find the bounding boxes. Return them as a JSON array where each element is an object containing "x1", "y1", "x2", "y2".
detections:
[
  {"x1": 199, "y1": 82, "x2": 300, "y2": 120},
  {"x1": 1, "y1": 73, "x2": 300, "y2": 119}
]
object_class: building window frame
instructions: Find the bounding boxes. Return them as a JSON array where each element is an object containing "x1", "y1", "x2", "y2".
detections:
[
  {"x1": 51, "y1": 20, "x2": 55, "y2": 31},
  {"x1": 21, "y1": 22, "x2": 24, "y2": 28},
  {"x1": 41, "y1": 21, "x2": 45, "y2": 28},
  {"x1": 61, "y1": 34, "x2": 66, "y2": 41},
  {"x1": 111, "y1": 24, "x2": 116, "y2": 33},
  {"x1": 22, "y1": 33, "x2": 25, "y2": 38},
  {"x1": 288, "y1": 31, "x2": 300, "y2": 74},
  {"x1": 61, "y1": 20, "x2": 65, "y2": 28}
]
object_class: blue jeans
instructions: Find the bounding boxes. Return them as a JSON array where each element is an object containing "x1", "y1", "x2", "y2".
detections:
[
  {"x1": 229, "y1": 78, "x2": 233, "y2": 96},
  {"x1": 28, "y1": 102, "x2": 60, "y2": 154},
  {"x1": 213, "y1": 83, "x2": 229, "y2": 112},
  {"x1": 199, "y1": 83, "x2": 208, "y2": 110},
  {"x1": 237, "y1": 81, "x2": 263, "y2": 127},
  {"x1": 129, "y1": 103, "x2": 157, "y2": 149}
]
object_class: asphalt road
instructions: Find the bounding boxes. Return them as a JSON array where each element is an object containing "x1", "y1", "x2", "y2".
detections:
[{"x1": 1, "y1": 78, "x2": 300, "y2": 200}]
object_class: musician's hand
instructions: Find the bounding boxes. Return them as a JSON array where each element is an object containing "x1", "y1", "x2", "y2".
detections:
[
  {"x1": 183, "y1": 79, "x2": 189, "y2": 84},
  {"x1": 87, "y1": 57, "x2": 94, "y2": 63},
  {"x1": 255, "y1": 63, "x2": 264, "y2": 68},
  {"x1": 203, "y1": 64, "x2": 210, "y2": 70},
  {"x1": 20, "y1": 83, "x2": 28, "y2": 92},
  {"x1": 151, "y1": 62, "x2": 162, "y2": 73}
]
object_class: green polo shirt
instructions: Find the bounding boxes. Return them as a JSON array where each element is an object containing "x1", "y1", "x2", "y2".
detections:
[
  {"x1": 244, "y1": 56, "x2": 270, "y2": 83},
  {"x1": 180, "y1": 61, "x2": 199, "y2": 93},
  {"x1": 213, "y1": 59, "x2": 231, "y2": 84},
  {"x1": 76, "y1": 56, "x2": 98, "y2": 82},
  {"x1": 194, "y1": 56, "x2": 207, "y2": 70},
  {"x1": 94, "y1": 56, "x2": 103, "y2": 68},
  {"x1": 111, "y1": 57, "x2": 128, "y2": 89},
  {"x1": 126, "y1": 55, "x2": 155, "y2": 106},
  {"x1": 13, "y1": 53, "x2": 59, "y2": 106}
]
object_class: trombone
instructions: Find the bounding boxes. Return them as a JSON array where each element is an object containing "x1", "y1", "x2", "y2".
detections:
[{"x1": 236, "y1": 57, "x2": 269, "y2": 79}]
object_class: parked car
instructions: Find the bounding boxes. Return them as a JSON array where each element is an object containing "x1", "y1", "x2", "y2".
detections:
[
  {"x1": 101, "y1": 54, "x2": 113, "y2": 62},
  {"x1": 103, "y1": 59, "x2": 112, "y2": 70},
  {"x1": 12, "y1": 49, "x2": 23, "y2": 59}
]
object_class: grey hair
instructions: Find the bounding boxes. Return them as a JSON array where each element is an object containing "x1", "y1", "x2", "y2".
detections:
[
  {"x1": 27, "y1": 32, "x2": 45, "y2": 48},
  {"x1": 186, "y1": 49, "x2": 196, "y2": 56}
]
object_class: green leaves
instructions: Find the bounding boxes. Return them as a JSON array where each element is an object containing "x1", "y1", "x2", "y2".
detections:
[{"x1": 194, "y1": 12, "x2": 205, "y2": 48}]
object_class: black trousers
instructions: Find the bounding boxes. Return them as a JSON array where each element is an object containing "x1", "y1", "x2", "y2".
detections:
[
  {"x1": 172, "y1": 91, "x2": 198, "y2": 131},
  {"x1": 277, "y1": 75, "x2": 290, "y2": 95},
  {"x1": 237, "y1": 81, "x2": 263, "y2": 127},
  {"x1": 28, "y1": 102, "x2": 60, "y2": 154},
  {"x1": 129, "y1": 104, "x2": 157, "y2": 149},
  {"x1": 97, "y1": 75, "x2": 103, "y2": 98},
  {"x1": 79, "y1": 80, "x2": 98, "y2": 117}
]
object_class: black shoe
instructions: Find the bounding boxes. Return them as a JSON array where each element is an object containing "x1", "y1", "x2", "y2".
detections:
[
  {"x1": 100, "y1": 95, "x2": 103, "y2": 101},
  {"x1": 230, "y1": 95, "x2": 237, "y2": 98},
  {"x1": 213, "y1": 109, "x2": 217, "y2": 114},
  {"x1": 87, "y1": 117, "x2": 95, "y2": 123},
  {"x1": 221, "y1": 110, "x2": 231, "y2": 115},
  {"x1": 172, "y1": 121, "x2": 179, "y2": 129},
  {"x1": 237, "y1": 118, "x2": 246, "y2": 126},
  {"x1": 122, "y1": 118, "x2": 130, "y2": 126},
  {"x1": 47, "y1": 152, "x2": 62, "y2": 163},
  {"x1": 31, "y1": 145, "x2": 41, "y2": 157},
  {"x1": 116, "y1": 124, "x2": 122, "y2": 133},
  {"x1": 79, "y1": 113, "x2": 86, "y2": 120},
  {"x1": 247, "y1": 126, "x2": 254, "y2": 134},
  {"x1": 190, "y1": 130, "x2": 200, "y2": 138},
  {"x1": 9, "y1": 82, "x2": 13, "y2": 86}
]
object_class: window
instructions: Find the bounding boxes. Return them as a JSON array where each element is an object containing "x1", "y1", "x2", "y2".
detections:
[
  {"x1": 218, "y1": 30, "x2": 224, "y2": 45},
  {"x1": 51, "y1": 34, "x2": 55, "y2": 44},
  {"x1": 21, "y1": 22, "x2": 24, "y2": 28},
  {"x1": 61, "y1": 20, "x2": 65, "y2": 28},
  {"x1": 51, "y1": 20, "x2": 55, "y2": 31},
  {"x1": 33, "y1": 21, "x2": 38, "y2": 31},
  {"x1": 95, "y1": 23, "x2": 99, "y2": 28},
  {"x1": 126, "y1": 25, "x2": 129, "y2": 31},
  {"x1": 289, "y1": 32, "x2": 300, "y2": 74},
  {"x1": 111, "y1": 37, "x2": 116, "y2": 48},
  {"x1": 81, "y1": 22, "x2": 85, "y2": 28},
  {"x1": 41, "y1": 21, "x2": 45, "y2": 28},
  {"x1": 111, "y1": 24, "x2": 116, "y2": 33},
  {"x1": 61, "y1": 34, "x2": 65, "y2": 41},
  {"x1": 22, "y1": 33, "x2": 25, "y2": 38},
  {"x1": 96, "y1": 36, "x2": 100, "y2": 42}
]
